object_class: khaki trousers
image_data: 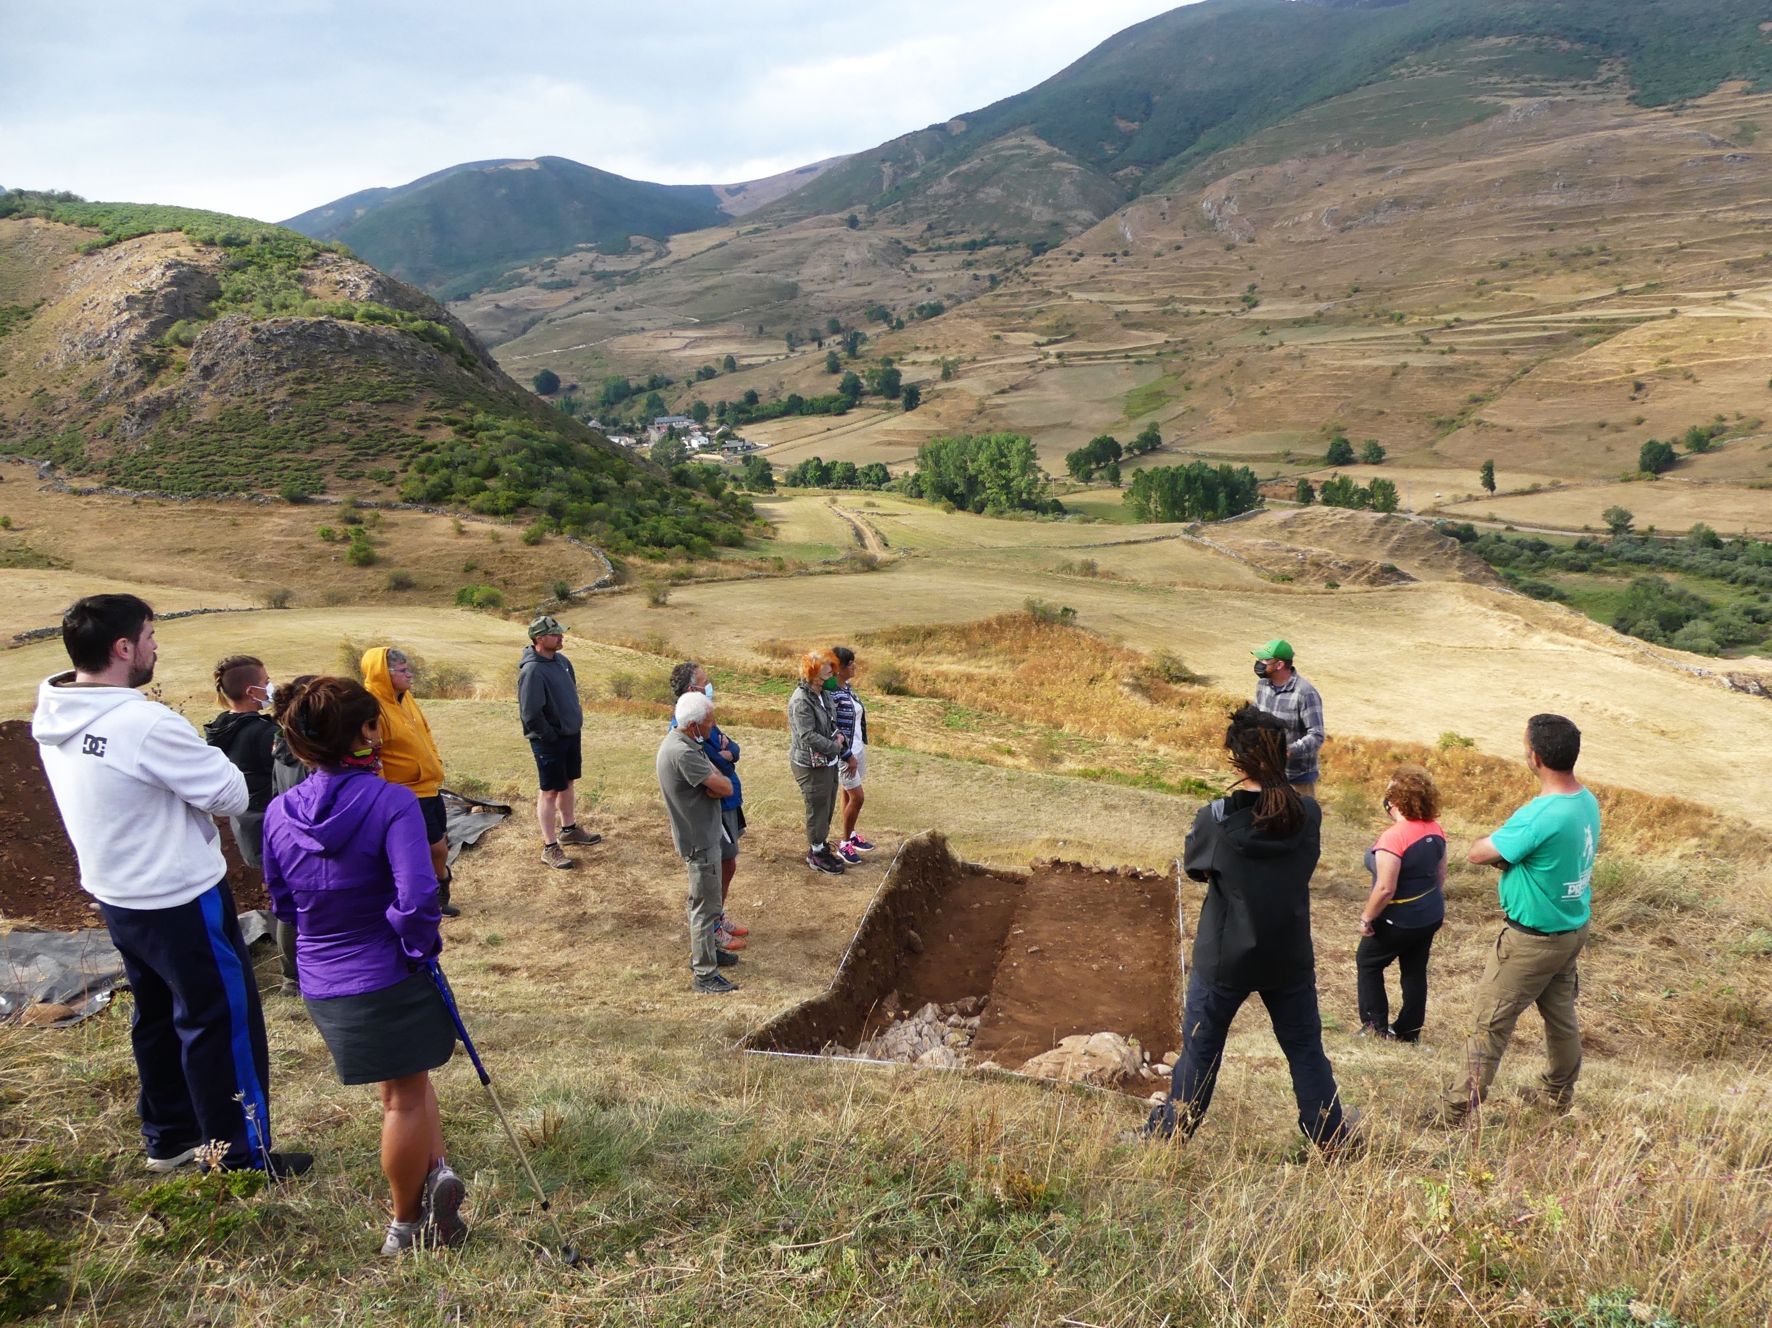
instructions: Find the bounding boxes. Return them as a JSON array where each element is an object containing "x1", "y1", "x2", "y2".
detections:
[
  {"x1": 685, "y1": 847, "x2": 723, "y2": 979},
  {"x1": 791, "y1": 762, "x2": 838, "y2": 849},
  {"x1": 1446, "y1": 922, "x2": 1587, "y2": 1113}
]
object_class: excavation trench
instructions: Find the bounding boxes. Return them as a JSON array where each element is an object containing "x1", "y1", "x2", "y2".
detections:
[{"x1": 741, "y1": 831, "x2": 1183, "y2": 1092}]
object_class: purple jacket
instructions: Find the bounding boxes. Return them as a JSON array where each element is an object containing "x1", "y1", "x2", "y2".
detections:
[{"x1": 262, "y1": 767, "x2": 440, "y2": 1000}]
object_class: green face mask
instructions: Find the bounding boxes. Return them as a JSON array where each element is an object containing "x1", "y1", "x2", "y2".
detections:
[{"x1": 821, "y1": 676, "x2": 841, "y2": 692}]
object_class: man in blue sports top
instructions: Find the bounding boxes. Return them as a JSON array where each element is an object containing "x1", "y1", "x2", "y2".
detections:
[{"x1": 1441, "y1": 713, "x2": 1600, "y2": 1122}]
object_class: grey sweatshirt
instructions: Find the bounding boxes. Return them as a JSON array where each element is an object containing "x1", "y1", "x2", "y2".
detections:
[{"x1": 518, "y1": 646, "x2": 583, "y2": 742}]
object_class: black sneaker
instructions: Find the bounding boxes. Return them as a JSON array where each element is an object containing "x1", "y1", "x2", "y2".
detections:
[
  {"x1": 439, "y1": 903, "x2": 462, "y2": 918},
  {"x1": 690, "y1": 950, "x2": 740, "y2": 970},
  {"x1": 807, "y1": 849, "x2": 845, "y2": 875},
  {"x1": 204, "y1": 1150, "x2": 315, "y2": 1179},
  {"x1": 694, "y1": 972, "x2": 739, "y2": 994}
]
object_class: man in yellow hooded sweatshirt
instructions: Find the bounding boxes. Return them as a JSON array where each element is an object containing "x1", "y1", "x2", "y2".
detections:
[{"x1": 361, "y1": 647, "x2": 458, "y2": 917}]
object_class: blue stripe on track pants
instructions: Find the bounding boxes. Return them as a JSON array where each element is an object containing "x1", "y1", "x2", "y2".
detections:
[{"x1": 99, "y1": 878, "x2": 273, "y2": 1168}]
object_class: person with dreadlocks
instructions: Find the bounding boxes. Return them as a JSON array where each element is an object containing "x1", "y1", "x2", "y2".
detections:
[
  {"x1": 1148, "y1": 705, "x2": 1356, "y2": 1152},
  {"x1": 262, "y1": 676, "x2": 465, "y2": 1254}
]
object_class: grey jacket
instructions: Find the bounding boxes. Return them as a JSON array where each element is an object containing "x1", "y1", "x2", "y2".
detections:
[
  {"x1": 518, "y1": 646, "x2": 583, "y2": 742},
  {"x1": 788, "y1": 681, "x2": 848, "y2": 769}
]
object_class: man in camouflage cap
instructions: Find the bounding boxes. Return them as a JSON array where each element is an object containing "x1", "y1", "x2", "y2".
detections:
[{"x1": 519, "y1": 615, "x2": 598, "y2": 868}]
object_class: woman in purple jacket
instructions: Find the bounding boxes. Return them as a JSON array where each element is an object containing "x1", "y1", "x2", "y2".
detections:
[{"x1": 263, "y1": 677, "x2": 466, "y2": 1255}]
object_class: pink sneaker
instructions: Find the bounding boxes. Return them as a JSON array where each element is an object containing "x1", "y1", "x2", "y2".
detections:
[
  {"x1": 847, "y1": 834, "x2": 876, "y2": 852},
  {"x1": 835, "y1": 839, "x2": 861, "y2": 864}
]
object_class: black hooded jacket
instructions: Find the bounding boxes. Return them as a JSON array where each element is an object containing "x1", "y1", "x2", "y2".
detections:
[
  {"x1": 1184, "y1": 789, "x2": 1322, "y2": 990},
  {"x1": 203, "y1": 710, "x2": 277, "y2": 813}
]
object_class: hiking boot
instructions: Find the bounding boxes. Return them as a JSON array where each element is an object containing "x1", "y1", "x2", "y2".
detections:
[
  {"x1": 847, "y1": 834, "x2": 876, "y2": 852},
  {"x1": 558, "y1": 824, "x2": 602, "y2": 847},
  {"x1": 717, "y1": 934, "x2": 746, "y2": 951},
  {"x1": 1319, "y1": 1107, "x2": 1365, "y2": 1160},
  {"x1": 1417, "y1": 1100, "x2": 1471, "y2": 1130},
  {"x1": 694, "y1": 972, "x2": 739, "y2": 995},
  {"x1": 1514, "y1": 1086, "x2": 1574, "y2": 1113},
  {"x1": 715, "y1": 948, "x2": 739, "y2": 968},
  {"x1": 202, "y1": 1150, "x2": 315, "y2": 1180},
  {"x1": 719, "y1": 914, "x2": 749, "y2": 937},
  {"x1": 423, "y1": 1164, "x2": 468, "y2": 1248},
  {"x1": 382, "y1": 1219, "x2": 423, "y2": 1255},
  {"x1": 807, "y1": 849, "x2": 845, "y2": 875},
  {"x1": 277, "y1": 979, "x2": 301, "y2": 998},
  {"x1": 144, "y1": 1142, "x2": 200, "y2": 1173},
  {"x1": 835, "y1": 839, "x2": 861, "y2": 865},
  {"x1": 439, "y1": 902, "x2": 462, "y2": 918},
  {"x1": 437, "y1": 872, "x2": 460, "y2": 917},
  {"x1": 541, "y1": 843, "x2": 574, "y2": 870}
]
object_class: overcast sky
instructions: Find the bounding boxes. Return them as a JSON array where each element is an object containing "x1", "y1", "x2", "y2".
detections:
[{"x1": 2, "y1": 1, "x2": 1190, "y2": 223}]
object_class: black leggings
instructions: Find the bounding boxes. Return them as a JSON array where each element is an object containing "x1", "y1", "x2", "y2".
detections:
[{"x1": 1355, "y1": 920, "x2": 1441, "y2": 1041}]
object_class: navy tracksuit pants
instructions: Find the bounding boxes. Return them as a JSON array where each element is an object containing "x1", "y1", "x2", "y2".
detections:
[{"x1": 99, "y1": 879, "x2": 273, "y2": 1168}]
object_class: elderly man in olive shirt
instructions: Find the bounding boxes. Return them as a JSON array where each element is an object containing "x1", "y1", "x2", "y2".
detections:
[{"x1": 656, "y1": 691, "x2": 738, "y2": 994}]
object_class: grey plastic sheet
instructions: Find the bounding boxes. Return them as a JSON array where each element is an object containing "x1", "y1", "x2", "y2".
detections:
[{"x1": 0, "y1": 928, "x2": 121, "y2": 1025}]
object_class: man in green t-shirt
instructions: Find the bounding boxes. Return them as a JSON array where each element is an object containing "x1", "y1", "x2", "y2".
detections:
[{"x1": 1439, "y1": 713, "x2": 1600, "y2": 1123}]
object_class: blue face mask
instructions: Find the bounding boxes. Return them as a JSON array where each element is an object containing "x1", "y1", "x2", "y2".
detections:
[{"x1": 703, "y1": 682, "x2": 714, "y2": 699}]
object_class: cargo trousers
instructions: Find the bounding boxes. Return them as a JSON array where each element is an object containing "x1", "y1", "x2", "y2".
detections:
[{"x1": 1445, "y1": 920, "x2": 1588, "y2": 1115}]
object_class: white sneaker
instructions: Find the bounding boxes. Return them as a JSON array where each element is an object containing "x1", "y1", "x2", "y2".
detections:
[
  {"x1": 144, "y1": 1144, "x2": 198, "y2": 1173},
  {"x1": 381, "y1": 1219, "x2": 422, "y2": 1255}
]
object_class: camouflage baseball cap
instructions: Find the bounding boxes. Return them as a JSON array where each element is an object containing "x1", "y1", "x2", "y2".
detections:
[{"x1": 527, "y1": 614, "x2": 564, "y2": 640}]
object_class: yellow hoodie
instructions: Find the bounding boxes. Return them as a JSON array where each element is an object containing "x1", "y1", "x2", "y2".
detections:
[{"x1": 361, "y1": 647, "x2": 445, "y2": 799}]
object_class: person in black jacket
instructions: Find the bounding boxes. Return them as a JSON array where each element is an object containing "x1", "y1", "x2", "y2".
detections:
[
  {"x1": 1149, "y1": 705, "x2": 1354, "y2": 1151},
  {"x1": 205, "y1": 655, "x2": 296, "y2": 992},
  {"x1": 204, "y1": 656, "x2": 276, "y2": 866}
]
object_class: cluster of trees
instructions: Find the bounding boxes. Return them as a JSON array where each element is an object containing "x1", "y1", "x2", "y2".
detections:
[
  {"x1": 902, "y1": 433, "x2": 1061, "y2": 515},
  {"x1": 1639, "y1": 423, "x2": 1727, "y2": 475},
  {"x1": 398, "y1": 409, "x2": 754, "y2": 558},
  {"x1": 780, "y1": 457, "x2": 892, "y2": 489},
  {"x1": 1297, "y1": 473, "x2": 1399, "y2": 513},
  {"x1": 1439, "y1": 522, "x2": 1772, "y2": 654},
  {"x1": 1064, "y1": 422, "x2": 1163, "y2": 484},
  {"x1": 1065, "y1": 435, "x2": 1122, "y2": 483},
  {"x1": 720, "y1": 389, "x2": 854, "y2": 427},
  {"x1": 1123, "y1": 461, "x2": 1261, "y2": 523},
  {"x1": 596, "y1": 372, "x2": 673, "y2": 413},
  {"x1": 1325, "y1": 435, "x2": 1386, "y2": 466}
]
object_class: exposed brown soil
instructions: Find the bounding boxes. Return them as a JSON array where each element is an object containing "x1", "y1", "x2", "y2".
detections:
[
  {"x1": 0, "y1": 718, "x2": 268, "y2": 930},
  {"x1": 969, "y1": 861, "x2": 1180, "y2": 1068},
  {"x1": 742, "y1": 834, "x2": 1181, "y2": 1084}
]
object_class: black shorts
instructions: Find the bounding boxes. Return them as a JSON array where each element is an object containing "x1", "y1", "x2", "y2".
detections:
[
  {"x1": 416, "y1": 794, "x2": 447, "y2": 846},
  {"x1": 530, "y1": 733, "x2": 582, "y2": 792}
]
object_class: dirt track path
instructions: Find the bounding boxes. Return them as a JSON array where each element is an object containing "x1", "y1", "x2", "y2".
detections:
[{"x1": 830, "y1": 503, "x2": 890, "y2": 556}]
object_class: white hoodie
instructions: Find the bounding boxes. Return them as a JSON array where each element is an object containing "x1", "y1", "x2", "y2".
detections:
[{"x1": 32, "y1": 674, "x2": 249, "y2": 910}]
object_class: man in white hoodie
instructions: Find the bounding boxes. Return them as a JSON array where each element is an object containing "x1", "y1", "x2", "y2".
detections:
[{"x1": 33, "y1": 595, "x2": 311, "y2": 1178}]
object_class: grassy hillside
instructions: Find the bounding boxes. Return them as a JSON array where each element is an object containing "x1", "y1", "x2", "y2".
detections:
[
  {"x1": 0, "y1": 193, "x2": 756, "y2": 563},
  {"x1": 2, "y1": 600, "x2": 1769, "y2": 1324},
  {"x1": 282, "y1": 157, "x2": 727, "y2": 298},
  {"x1": 759, "y1": 0, "x2": 1772, "y2": 228}
]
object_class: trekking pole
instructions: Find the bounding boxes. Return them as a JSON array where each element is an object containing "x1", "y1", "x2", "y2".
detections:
[{"x1": 427, "y1": 960, "x2": 580, "y2": 1263}]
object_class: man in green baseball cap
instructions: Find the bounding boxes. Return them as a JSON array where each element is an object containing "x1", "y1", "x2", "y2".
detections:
[
  {"x1": 518, "y1": 615, "x2": 600, "y2": 867},
  {"x1": 1251, "y1": 638, "x2": 1324, "y2": 798}
]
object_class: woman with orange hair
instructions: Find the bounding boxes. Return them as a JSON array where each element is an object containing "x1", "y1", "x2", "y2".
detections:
[
  {"x1": 787, "y1": 648, "x2": 852, "y2": 874},
  {"x1": 1356, "y1": 764, "x2": 1448, "y2": 1042}
]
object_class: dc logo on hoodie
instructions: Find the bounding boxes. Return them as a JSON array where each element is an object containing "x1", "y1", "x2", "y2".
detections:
[{"x1": 81, "y1": 735, "x2": 107, "y2": 758}]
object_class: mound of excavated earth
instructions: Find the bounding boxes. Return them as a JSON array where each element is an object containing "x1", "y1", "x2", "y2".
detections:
[{"x1": 1208, "y1": 508, "x2": 1505, "y2": 588}]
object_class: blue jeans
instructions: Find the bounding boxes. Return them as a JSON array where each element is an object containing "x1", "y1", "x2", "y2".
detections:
[{"x1": 1151, "y1": 974, "x2": 1345, "y2": 1146}]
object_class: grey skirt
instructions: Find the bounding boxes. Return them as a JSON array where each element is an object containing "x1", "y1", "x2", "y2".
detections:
[{"x1": 304, "y1": 969, "x2": 457, "y2": 1086}]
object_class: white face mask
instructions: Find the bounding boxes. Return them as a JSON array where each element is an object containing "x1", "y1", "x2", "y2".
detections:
[{"x1": 702, "y1": 682, "x2": 714, "y2": 699}]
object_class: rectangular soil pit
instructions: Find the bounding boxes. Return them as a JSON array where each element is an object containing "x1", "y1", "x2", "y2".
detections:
[{"x1": 742, "y1": 832, "x2": 1182, "y2": 1083}]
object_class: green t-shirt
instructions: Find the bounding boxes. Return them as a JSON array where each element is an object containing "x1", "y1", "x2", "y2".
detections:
[{"x1": 1490, "y1": 788, "x2": 1600, "y2": 932}]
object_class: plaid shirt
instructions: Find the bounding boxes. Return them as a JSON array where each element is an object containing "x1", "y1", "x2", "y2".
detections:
[{"x1": 1255, "y1": 671, "x2": 1325, "y2": 783}]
